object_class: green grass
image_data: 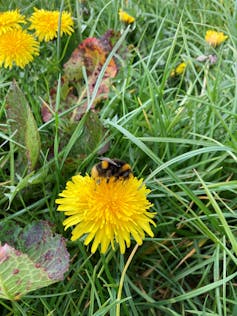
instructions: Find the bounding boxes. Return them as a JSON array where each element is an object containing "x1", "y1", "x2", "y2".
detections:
[{"x1": 1, "y1": 0, "x2": 237, "y2": 315}]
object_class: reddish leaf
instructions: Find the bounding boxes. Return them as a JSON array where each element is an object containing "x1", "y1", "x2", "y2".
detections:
[
  {"x1": 42, "y1": 30, "x2": 122, "y2": 123},
  {"x1": 64, "y1": 37, "x2": 117, "y2": 79}
]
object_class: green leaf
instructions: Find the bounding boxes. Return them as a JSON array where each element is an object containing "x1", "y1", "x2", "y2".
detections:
[
  {"x1": 24, "y1": 106, "x2": 41, "y2": 170},
  {"x1": 0, "y1": 244, "x2": 54, "y2": 301},
  {"x1": 71, "y1": 111, "x2": 109, "y2": 156},
  {"x1": 6, "y1": 81, "x2": 41, "y2": 171},
  {"x1": 0, "y1": 221, "x2": 70, "y2": 300},
  {"x1": 60, "y1": 111, "x2": 109, "y2": 172}
]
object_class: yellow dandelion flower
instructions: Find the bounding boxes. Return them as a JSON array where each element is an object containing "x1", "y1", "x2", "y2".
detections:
[
  {"x1": 119, "y1": 9, "x2": 135, "y2": 24},
  {"x1": 56, "y1": 175, "x2": 156, "y2": 254},
  {"x1": 0, "y1": 29, "x2": 39, "y2": 69},
  {"x1": 0, "y1": 10, "x2": 26, "y2": 36},
  {"x1": 170, "y1": 62, "x2": 187, "y2": 77},
  {"x1": 28, "y1": 8, "x2": 74, "y2": 42},
  {"x1": 205, "y1": 30, "x2": 228, "y2": 47}
]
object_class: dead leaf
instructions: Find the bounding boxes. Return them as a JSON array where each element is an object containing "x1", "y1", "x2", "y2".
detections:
[{"x1": 42, "y1": 30, "x2": 122, "y2": 123}]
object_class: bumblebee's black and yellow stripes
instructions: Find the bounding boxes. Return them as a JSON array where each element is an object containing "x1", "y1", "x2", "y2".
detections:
[{"x1": 91, "y1": 157, "x2": 132, "y2": 180}]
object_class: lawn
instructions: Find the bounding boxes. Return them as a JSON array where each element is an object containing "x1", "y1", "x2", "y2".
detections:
[{"x1": 1, "y1": 0, "x2": 237, "y2": 315}]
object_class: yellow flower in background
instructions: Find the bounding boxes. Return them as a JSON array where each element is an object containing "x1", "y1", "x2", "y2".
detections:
[
  {"x1": 56, "y1": 175, "x2": 155, "y2": 254},
  {"x1": 0, "y1": 10, "x2": 26, "y2": 36},
  {"x1": 170, "y1": 62, "x2": 187, "y2": 77},
  {"x1": 119, "y1": 9, "x2": 135, "y2": 24},
  {"x1": 28, "y1": 8, "x2": 74, "y2": 42},
  {"x1": 0, "y1": 29, "x2": 39, "y2": 69},
  {"x1": 205, "y1": 30, "x2": 228, "y2": 47}
]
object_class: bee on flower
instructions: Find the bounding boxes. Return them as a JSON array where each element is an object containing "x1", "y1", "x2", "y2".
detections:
[{"x1": 56, "y1": 158, "x2": 156, "y2": 254}]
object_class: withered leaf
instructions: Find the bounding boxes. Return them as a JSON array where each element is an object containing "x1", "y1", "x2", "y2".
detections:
[{"x1": 42, "y1": 30, "x2": 122, "y2": 123}]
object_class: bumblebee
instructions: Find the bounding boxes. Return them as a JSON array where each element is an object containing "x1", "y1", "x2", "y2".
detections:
[{"x1": 91, "y1": 157, "x2": 132, "y2": 180}]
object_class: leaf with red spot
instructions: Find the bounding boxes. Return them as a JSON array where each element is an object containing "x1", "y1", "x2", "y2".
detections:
[{"x1": 0, "y1": 221, "x2": 69, "y2": 300}]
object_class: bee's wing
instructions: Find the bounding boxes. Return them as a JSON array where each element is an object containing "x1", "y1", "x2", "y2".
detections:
[{"x1": 98, "y1": 157, "x2": 119, "y2": 166}]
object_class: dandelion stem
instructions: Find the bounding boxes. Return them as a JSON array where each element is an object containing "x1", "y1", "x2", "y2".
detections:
[{"x1": 116, "y1": 243, "x2": 139, "y2": 316}]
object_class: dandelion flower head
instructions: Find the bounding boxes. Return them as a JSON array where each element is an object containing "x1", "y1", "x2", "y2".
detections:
[
  {"x1": 28, "y1": 8, "x2": 74, "y2": 42},
  {"x1": 205, "y1": 30, "x2": 228, "y2": 47},
  {"x1": 56, "y1": 174, "x2": 156, "y2": 254},
  {"x1": 0, "y1": 10, "x2": 26, "y2": 36},
  {"x1": 170, "y1": 62, "x2": 187, "y2": 77},
  {"x1": 0, "y1": 29, "x2": 39, "y2": 69},
  {"x1": 119, "y1": 9, "x2": 135, "y2": 24}
]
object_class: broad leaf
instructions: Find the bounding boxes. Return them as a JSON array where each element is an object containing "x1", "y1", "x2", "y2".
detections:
[
  {"x1": 6, "y1": 81, "x2": 41, "y2": 171},
  {"x1": 0, "y1": 221, "x2": 69, "y2": 300}
]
